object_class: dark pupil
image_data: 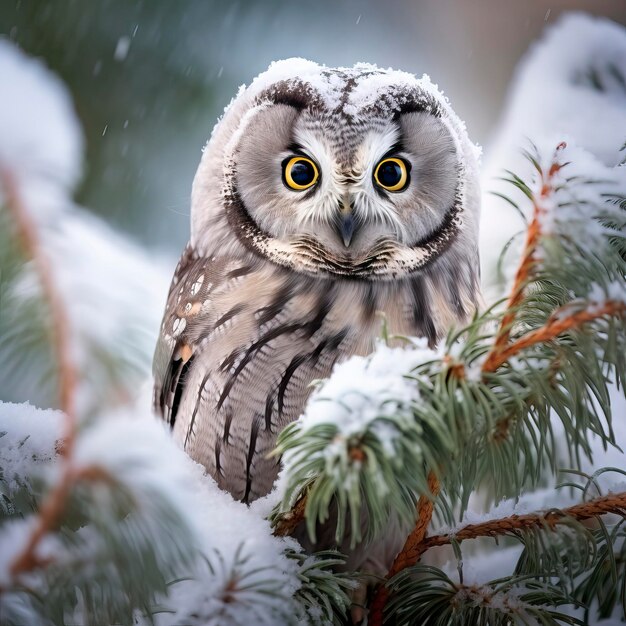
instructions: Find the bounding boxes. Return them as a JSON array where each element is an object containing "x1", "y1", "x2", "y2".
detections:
[
  {"x1": 379, "y1": 161, "x2": 402, "y2": 187},
  {"x1": 291, "y1": 160, "x2": 314, "y2": 186}
]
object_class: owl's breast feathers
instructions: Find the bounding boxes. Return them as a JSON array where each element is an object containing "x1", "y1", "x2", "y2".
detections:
[{"x1": 153, "y1": 244, "x2": 475, "y2": 503}]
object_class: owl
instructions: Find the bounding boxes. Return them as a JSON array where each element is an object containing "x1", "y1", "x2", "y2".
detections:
[{"x1": 153, "y1": 58, "x2": 480, "y2": 590}]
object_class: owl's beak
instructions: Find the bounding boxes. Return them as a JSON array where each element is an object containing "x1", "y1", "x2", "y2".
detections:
[{"x1": 337, "y1": 203, "x2": 356, "y2": 247}]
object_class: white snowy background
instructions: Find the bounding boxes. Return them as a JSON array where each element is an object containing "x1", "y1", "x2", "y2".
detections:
[{"x1": 1, "y1": 11, "x2": 625, "y2": 625}]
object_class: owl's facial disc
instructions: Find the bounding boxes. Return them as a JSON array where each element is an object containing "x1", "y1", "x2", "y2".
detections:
[{"x1": 227, "y1": 93, "x2": 465, "y2": 279}]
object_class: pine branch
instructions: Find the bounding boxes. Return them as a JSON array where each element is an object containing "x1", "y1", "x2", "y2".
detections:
[
  {"x1": 367, "y1": 142, "x2": 625, "y2": 624},
  {"x1": 487, "y1": 143, "x2": 567, "y2": 365},
  {"x1": 0, "y1": 169, "x2": 77, "y2": 437},
  {"x1": 408, "y1": 491, "x2": 626, "y2": 561},
  {"x1": 0, "y1": 168, "x2": 83, "y2": 581}
]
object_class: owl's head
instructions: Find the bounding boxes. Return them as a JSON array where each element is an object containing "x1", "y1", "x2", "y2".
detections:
[{"x1": 191, "y1": 59, "x2": 480, "y2": 280}]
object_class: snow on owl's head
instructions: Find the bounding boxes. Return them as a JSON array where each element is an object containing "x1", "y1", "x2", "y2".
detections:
[{"x1": 191, "y1": 59, "x2": 481, "y2": 280}]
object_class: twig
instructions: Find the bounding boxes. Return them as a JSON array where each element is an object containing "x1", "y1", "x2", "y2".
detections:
[
  {"x1": 483, "y1": 301, "x2": 626, "y2": 374},
  {"x1": 273, "y1": 493, "x2": 308, "y2": 537},
  {"x1": 368, "y1": 471, "x2": 440, "y2": 625},
  {"x1": 1, "y1": 169, "x2": 80, "y2": 577},
  {"x1": 0, "y1": 169, "x2": 77, "y2": 446},
  {"x1": 483, "y1": 144, "x2": 566, "y2": 373},
  {"x1": 368, "y1": 491, "x2": 626, "y2": 624},
  {"x1": 9, "y1": 466, "x2": 113, "y2": 575},
  {"x1": 397, "y1": 490, "x2": 626, "y2": 563}
]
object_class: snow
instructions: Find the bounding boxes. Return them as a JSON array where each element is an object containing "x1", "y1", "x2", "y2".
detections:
[
  {"x1": 0, "y1": 401, "x2": 306, "y2": 625},
  {"x1": 114, "y1": 36, "x2": 131, "y2": 61},
  {"x1": 451, "y1": 584, "x2": 530, "y2": 614},
  {"x1": 480, "y1": 12, "x2": 626, "y2": 287},
  {"x1": 214, "y1": 57, "x2": 480, "y2": 170},
  {"x1": 44, "y1": 211, "x2": 171, "y2": 413},
  {"x1": 587, "y1": 280, "x2": 626, "y2": 306},
  {"x1": 297, "y1": 339, "x2": 436, "y2": 436},
  {"x1": 0, "y1": 404, "x2": 65, "y2": 590},
  {"x1": 0, "y1": 402, "x2": 63, "y2": 492},
  {"x1": 0, "y1": 520, "x2": 37, "y2": 588},
  {"x1": 0, "y1": 40, "x2": 172, "y2": 413},
  {"x1": 533, "y1": 142, "x2": 626, "y2": 265},
  {"x1": 0, "y1": 39, "x2": 83, "y2": 216}
]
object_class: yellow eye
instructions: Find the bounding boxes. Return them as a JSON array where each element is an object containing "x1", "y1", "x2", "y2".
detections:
[
  {"x1": 283, "y1": 156, "x2": 319, "y2": 191},
  {"x1": 374, "y1": 157, "x2": 409, "y2": 192}
]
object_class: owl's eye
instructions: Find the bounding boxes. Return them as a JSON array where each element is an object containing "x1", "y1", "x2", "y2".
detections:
[
  {"x1": 374, "y1": 157, "x2": 410, "y2": 192},
  {"x1": 282, "y1": 156, "x2": 319, "y2": 191}
]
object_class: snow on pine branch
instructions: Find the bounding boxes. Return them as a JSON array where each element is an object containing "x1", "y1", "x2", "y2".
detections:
[
  {"x1": 0, "y1": 39, "x2": 170, "y2": 414},
  {"x1": 480, "y1": 12, "x2": 626, "y2": 288},
  {"x1": 274, "y1": 136, "x2": 626, "y2": 554},
  {"x1": 275, "y1": 339, "x2": 444, "y2": 544},
  {"x1": 0, "y1": 404, "x2": 348, "y2": 622},
  {"x1": 0, "y1": 40, "x2": 82, "y2": 213},
  {"x1": 0, "y1": 401, "x2": 347, "y2": 626}
]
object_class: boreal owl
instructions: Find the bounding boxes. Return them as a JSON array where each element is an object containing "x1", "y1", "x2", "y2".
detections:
[{"x1": 153, "y1": 58, "x2": 481, "y2": 596}]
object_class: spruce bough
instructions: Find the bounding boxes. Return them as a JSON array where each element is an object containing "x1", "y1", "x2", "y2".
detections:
[{"x1": 274, "y1": 141, "x2": 626, "y2": 624}]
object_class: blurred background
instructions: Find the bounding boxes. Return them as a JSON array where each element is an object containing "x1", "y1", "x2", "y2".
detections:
[{"x1": 2, "y1": 0, "x2": 625, "y2": 254}]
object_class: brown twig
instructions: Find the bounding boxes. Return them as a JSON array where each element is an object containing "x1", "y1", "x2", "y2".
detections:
[
  {"x1": 368, "y1": 471, "x2": 440, "y2": 625},
  {"x1": 1, "y1": 169, "x2": 80, "y2": 578},
  {"x1": 0, "y1": 169, "x2": 77, "y2": 446},
  {"x1": 273, "y1": 493, "x2": 308, "y2": 537},
  {"x1": 396, "y1": 490, "x2": 626, "y2": 564},
  {"x1": 483, "y1": 301, "x2": 626, "y2": 374},
  {"x1": 9, "y1": 466, "x2": 113, "y2": 575},
  {"x1": 368, "y1": 491, "x2": 626, "y2": 625},
  {"x1": 482, "y1": 146, "x2": 566, "y2": 373}
]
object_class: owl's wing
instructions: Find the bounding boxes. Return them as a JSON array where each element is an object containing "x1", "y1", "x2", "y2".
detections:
[{"x1": 153, "y1": 244, "x2": 209, "y2": 427}]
